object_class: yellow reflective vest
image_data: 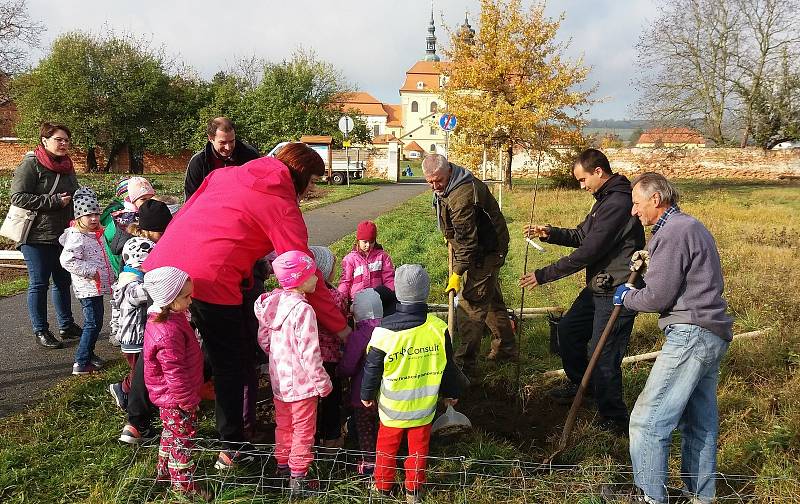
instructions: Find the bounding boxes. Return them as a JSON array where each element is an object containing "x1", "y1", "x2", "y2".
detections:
[{"x1": 368, "y1": 315, "x2": 448, "y2": 428}]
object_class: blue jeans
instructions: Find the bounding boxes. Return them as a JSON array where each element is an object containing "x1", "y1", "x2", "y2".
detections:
[
  {"x1": 629, "y1": 324, "x2": 730, "y2": 503},
  {"x1": 75, "y1": 296, "x2": 104, "y2": 365},
  {"x1": 20, "y1": 244, "x2": 74, "y2": 332}
]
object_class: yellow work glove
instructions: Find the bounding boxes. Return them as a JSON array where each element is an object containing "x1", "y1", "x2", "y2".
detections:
[{"x1": 445, "y1": 273, "x2": 461, "y2": 294}]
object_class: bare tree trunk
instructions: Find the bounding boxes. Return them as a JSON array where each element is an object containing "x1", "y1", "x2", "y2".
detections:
[
  {"x1": 504, "y1": 144, "x2": 513, "y2": 189},
  {"x1": 103, "y1": 145, "x2": 119, "y2": 173},
  {"x1": 85, "y1": 146, "x2": 98, "y2": 172}
]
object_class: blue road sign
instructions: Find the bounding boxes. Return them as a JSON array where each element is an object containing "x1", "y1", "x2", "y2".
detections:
[{"x1": 439, "y1": 113, "x2": 457, "y2": 131}]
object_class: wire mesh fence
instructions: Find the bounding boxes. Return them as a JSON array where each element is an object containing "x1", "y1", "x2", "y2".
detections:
[{"x1": 114, "y1": 439, "x2": 800, "y2": 503}]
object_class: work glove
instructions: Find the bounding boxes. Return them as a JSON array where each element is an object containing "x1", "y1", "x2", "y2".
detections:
[
  {"x1": 445, "y1": 273, "x2": 461, "y2": 294},
  {"x1": 629, "y1": 250, "x2": 650, "y2": 273},
  {"x1": 613, "y1": 284, "x2": 633, "y2": 306}
]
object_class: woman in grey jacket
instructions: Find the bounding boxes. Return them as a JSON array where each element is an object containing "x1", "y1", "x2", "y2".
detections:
[{"x1": 10, "y1": 122, "x2": 81, "y2": 349}]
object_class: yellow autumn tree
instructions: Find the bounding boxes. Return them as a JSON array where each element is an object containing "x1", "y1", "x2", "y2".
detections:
[{"x1": 439, "y1": 0, "x2": 592, "y2": 187}]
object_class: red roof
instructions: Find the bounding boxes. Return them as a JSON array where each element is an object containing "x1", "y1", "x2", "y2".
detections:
[
  {"x1": 403, "y1": 141, "x2": 425, "y2": 152},
  {"x1": 372, "y1": 133, "x2": 401, "y2": 145},
  {"x1": 637, "y1": 127, "x2": 705, "y2": 145},
  {"x1": 383, "y1": 104, "x2": 403, "y2": 127},
  {"x1": 400, "y1": 61, "x2": 450, "y2": 92},
  {"x1": 334, "y1": 91, "x2": 388, "y2": 117}
]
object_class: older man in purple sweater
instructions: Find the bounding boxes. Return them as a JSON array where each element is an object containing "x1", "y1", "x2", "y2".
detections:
[{"x1": 613, "y1": 172, "x2": 733, "y2": 504}]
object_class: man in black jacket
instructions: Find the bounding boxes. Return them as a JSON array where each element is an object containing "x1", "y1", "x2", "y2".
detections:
[
  {"x1": 183, "y1": 117, "x2": 260, "y2": 200},
  {"x1": 519, "y1": 148, "x2": 644, "y2": 435}
]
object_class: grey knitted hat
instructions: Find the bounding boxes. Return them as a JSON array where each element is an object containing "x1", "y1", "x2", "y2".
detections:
[
  {"x1": 352, "y1": 288, "x2": 383, "y2": 322},
  {"x1": 310, "y1": 246, "x2": 335, "y2": 280},
  {"x1": 394, "y1": 264, "x2": 430, "y2": 304},
  {"x1": 73, "y1": 186, "x2": 101, "y2": 219}
]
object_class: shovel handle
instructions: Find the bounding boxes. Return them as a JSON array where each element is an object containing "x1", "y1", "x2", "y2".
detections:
[
  {"x1": 556, "y1": 269, "x2": 640, "y2": 452},
  {"x1": 448, "y1": 243, "x2": 456, "y2": 338}
]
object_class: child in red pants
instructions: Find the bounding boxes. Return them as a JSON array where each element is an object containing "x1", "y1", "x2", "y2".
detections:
[
  {"x1": 360, "y1": 265, "x2": 465, "y2": 502},
  {"x1": 254, "y1": 251, "x2": 333, "y2": 496},
  {"x1": 142, "y1": 267, "x2": 206, "y2": 499}
]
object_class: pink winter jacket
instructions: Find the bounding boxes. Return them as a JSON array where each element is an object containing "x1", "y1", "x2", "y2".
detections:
[
  {"x1": 142, "y1": 157, "x2": 346, "y2": 334},
  {"x1": 254, "y1": 289, "x2": 332, "y2": 402},
  {"x1": 143, "y1": 311, "x2": 204, "y2": 410},
  {"x1": 337, "y1": 247, "x2": 395, "y2": 301},
  {"x1": 318, "y1": 285, "x2": 347, "y2": 363}
]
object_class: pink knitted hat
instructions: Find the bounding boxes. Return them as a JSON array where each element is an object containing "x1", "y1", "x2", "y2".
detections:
[
  {"x1": 127, "y1": 176, "x2": 155, "y2": 205},
  {"x1": 272, "y1": 250, "x2": 316, "y2": 289}
]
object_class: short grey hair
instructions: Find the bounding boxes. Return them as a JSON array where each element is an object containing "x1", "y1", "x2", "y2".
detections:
[
  {"x1": 631, "y1": 172, "x2": 680, "y2": 206},
  {"x1": 422, "y1": 154, "x2": 449, "y2": 175}
]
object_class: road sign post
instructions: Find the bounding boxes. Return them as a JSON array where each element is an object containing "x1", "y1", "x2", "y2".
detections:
[
  {"x1": 439, "y1": 113, "x2": 457, "y2": 156},
  {"x1": 338, "y1": 116, "x2": 354, "y2": 187}
]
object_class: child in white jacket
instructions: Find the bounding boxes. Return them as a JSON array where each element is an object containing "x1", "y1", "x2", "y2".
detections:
[{"x1": 60, "y1": 187, "x2": 115, "y2": 375}]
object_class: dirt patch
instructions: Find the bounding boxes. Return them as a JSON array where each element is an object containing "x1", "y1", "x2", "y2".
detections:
[
  {"x1": 0, "y1": 260, "x2": 27, "y2": 284},
  {"x1": 454, "y1": 381, "x2": 592, "y2": 452}
]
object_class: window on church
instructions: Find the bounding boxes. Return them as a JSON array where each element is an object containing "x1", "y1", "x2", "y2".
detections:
[
  {"x1": 430, "y1": 102, "x2": 438, "y2": 113},
  {"x1": 416, "y1": 81, "x2": 425, "y2": 89},
  {"x1": 430, "y1": 144, "x2": 436, "y2": 152},
  {"x1": 411, "y1": 101, "x2": 418, "y2": 112},
  {"x1": 430, "y1": 126, "x2": 437, "y2": 135},
  {"x1": 373, "y1": 124, "x2": 380, "y2": 136}
]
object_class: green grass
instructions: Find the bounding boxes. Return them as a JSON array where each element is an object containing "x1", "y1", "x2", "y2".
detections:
[
  {"x1": 400, "y1": 159, "x2": 423, "y2": 178},
  {"x1": 1, "y1": 178, "x2": 799, "y2": 502}
]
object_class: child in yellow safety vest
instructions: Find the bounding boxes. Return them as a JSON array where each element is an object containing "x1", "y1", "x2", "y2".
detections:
[{"x1": 360, "y1": 264, "x2": 466, "y2": 503}]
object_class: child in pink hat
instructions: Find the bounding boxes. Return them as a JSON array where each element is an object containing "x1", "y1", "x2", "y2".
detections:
[{"x1": 253, "y1": 250, "x2": 332, "y2": 496}]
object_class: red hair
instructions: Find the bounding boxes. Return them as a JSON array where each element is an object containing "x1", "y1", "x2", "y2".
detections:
[{"x1": 275, "y1": 142, "x2": 326, "y2": 195}]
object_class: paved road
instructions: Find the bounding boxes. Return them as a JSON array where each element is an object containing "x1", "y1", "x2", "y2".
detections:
[
  {"x1": 0, "y1": 183, "x2": 428, "y2": 418},
  {"x1": 304, "y1": 183, "x2": 427, "y2": 245}
]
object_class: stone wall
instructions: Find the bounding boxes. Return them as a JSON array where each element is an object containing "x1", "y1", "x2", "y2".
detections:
[
  {"x1": 509, "y1": 147, "x2": 800, "y2": 180},
  {"x1": 0, "y1": 139, "x2": 191, "y2": 173}
]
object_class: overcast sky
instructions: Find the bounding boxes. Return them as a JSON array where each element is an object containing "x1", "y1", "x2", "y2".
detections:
[{"x1": 27, "y1": 0, "x2": 655, "y2": 119}]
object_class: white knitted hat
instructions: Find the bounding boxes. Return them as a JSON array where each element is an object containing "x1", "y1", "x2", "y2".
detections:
[
  {"x1": 144, "y1": 266, "x2": 190, "y2": 312},
  {"x1": 352, "y1": 288, "x2": 383, "y2": 322}
]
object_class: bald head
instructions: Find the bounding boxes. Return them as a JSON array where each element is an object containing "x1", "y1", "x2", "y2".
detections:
[{"x1": 422, "y1": 154, "x2": 451, "y2": 194}]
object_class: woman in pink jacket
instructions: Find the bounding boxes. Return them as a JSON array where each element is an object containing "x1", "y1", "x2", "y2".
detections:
[
  {"x1": 337, "y1": 220, "x2": 396, "y2": 303},
  {"x1": 254, "y1": 251, "x2": 332, "y2": 496},
  {"x1": 142, "y1": 267, "x2": 206, "y2": 499},
  {"x1": 143, "y1": 143, "x2": 350, "y2": 468}
]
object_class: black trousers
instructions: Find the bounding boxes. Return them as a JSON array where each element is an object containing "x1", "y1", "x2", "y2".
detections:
[
  {"x1": 318, "y1": 361, "x2": 343, "y2": 441},
  {"x1": 558, "y1": 287, "x2": 637, "y2": 420},
  {"x1": 190, "y1": 298, "x2": 250, "y2": 447},
  {"x1": 126, "y1": 351, "x2": 155, "y2": 430}
]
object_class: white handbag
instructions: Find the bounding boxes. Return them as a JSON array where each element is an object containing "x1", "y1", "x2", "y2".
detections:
[{"x1": 1, "y1": 173, "x2": 61, "y2": 243}]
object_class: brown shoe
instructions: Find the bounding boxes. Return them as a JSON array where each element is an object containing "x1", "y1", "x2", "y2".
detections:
[{"x1": 486, "y1": 340, "x2": 517, "y2": 362}]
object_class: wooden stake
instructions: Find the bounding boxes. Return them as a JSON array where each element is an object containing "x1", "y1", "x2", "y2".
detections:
[{"x1": 542, "y1": 329, "x2": 770, "y2": 378}]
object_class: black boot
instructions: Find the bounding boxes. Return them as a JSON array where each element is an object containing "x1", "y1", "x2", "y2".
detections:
[
  {"x1": 36, "y1": 329, "x2": 63, "y2": 349},
  {"x1": 59, "y1": 323, "x2": 82, "y2": 340}
]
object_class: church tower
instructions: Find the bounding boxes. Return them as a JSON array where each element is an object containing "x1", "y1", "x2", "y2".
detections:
[{"x1": 424, "y1": 5, "x2": 440, "y2": 62}]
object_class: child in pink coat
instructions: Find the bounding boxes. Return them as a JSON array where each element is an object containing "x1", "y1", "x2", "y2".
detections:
[
  {"x1": 337, "y1": 220, "x2": 395, "y2": 303},
  {"x1": 142, "y1": 267, "x2": 206, "y2": 499},
  {"x1": 254, "y1": 251, "x2": 332, "y2": 496},
  {"x1": 310, "y1": 245, "x2": 348, "y2": 448}
]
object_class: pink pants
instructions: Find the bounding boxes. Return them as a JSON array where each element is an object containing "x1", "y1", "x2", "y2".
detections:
[{"x1": 274, "y1": 396, "x2": 318, "y2": 477}]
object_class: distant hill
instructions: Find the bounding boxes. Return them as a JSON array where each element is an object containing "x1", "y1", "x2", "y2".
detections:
[{"x1": 586, "y1": 119, "x2": 653, "y2": 129}]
